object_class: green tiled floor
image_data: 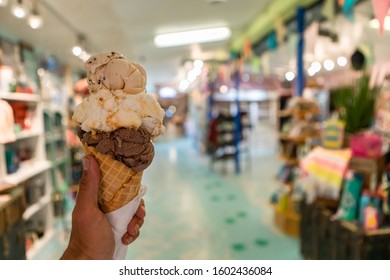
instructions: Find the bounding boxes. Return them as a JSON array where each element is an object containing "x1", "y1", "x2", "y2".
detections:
[{"x1": 34, "y1": 122, "x2": 301, "y2": 260}]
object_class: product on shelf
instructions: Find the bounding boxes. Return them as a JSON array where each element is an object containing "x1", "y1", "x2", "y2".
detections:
[
  {"x1": 72, "y1": 51, "x2": 165, "y2": 259},
  {"x1": 5, "y1": 148, "x2": 19, "y2": 174},
  {"x1": 8, "y1": 101, "x2": 33, "y2": 130},
  {"x1": 0, "y1": 100, "x2": 15, "y2": 142},
  {"x1": 0, "y1": 186, "x2": 26, "y2": 260}
]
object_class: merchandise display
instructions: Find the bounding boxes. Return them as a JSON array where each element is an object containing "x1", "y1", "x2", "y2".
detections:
[
  {"x1": 282, "y1": 70, "x2": 390, "y2": 259},
  {"x1": 73, "y1": 51, "x2": 165, "y2": 259},
  {"x1": 0, "y1": 38, "x2": 71, "y2": 260}
]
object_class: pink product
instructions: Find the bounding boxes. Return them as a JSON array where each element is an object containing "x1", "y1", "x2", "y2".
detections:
[
  {"x1": 349, "y1": 133, "x2": 382, "y2": 159},
  {"x1": 364, "y1": 206, "x2": 378, "y2": 231}
]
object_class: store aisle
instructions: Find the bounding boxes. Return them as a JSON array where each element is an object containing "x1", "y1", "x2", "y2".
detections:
[{"x1": 34, "y1": 122, "x2": 301, "y2": 260}]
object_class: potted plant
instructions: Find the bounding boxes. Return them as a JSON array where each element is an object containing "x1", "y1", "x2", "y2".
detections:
[
  {"x1": 331, "y1": 72, "x2": 382, "y2": 154},
  {"x1": 332, "y1": 72, "x2": 380, "y2": 134}
]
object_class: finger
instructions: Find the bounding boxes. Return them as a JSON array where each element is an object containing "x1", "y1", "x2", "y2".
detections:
[
  {"x1": 75, "y1": 155, "x2": 101, "y2": 209},
  {"x1": 122, "y1": 231, "x2": 140, "y2": 245},
  {"x1": 127, "y1": 216, "x2": 144, "y2": 236},
  {"x1": 135, "y1": 203, "x2": 146, "y2": 219}
]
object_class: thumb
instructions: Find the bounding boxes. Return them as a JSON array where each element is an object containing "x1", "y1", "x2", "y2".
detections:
[{"x1": 76, "y1": 155, "x2": 101, "y2": 209}]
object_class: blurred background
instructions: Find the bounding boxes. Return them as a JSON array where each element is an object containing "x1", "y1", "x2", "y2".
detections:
[{"x1": 1, "y1": 0, "x2": 390, "y2": 260}]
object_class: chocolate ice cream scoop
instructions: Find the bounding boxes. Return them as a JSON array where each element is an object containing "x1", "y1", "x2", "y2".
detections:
[{"x1": 79, "y1": 127, "x2": 154, "y2": 173}]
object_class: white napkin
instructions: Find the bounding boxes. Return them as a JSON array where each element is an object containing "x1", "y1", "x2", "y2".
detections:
[{"x1": 105, "y1": 185, "x2": 147, "y2": 260}]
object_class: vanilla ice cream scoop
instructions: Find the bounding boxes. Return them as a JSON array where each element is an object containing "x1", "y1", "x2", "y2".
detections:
[
  {"x1": 73, "y1": 89, "x2": 165, "y2": 138},
  {"x1": 85, "y1": 51, "x2": 146, "y2": 94}
]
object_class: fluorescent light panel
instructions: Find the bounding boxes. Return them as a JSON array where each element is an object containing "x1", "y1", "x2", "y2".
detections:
[{"x1": 154, "y1": 27, "x2": 231, "y2": 48}]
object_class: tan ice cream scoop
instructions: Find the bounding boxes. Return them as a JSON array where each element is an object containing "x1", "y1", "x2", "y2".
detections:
[{"x1": 86, "y1": 51, "x2": 146, "y2": 94}]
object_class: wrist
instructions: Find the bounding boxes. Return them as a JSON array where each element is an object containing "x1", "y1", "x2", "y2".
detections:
[
  {"x1": 60, "y1": 241, "x2": 113, "y2": 260},
  {"x1": 60, "y1": 246, "x2": 93, "y2": 260},
  {"x1": 60, "y1": 243, "x2": 112, "y2": 260}
]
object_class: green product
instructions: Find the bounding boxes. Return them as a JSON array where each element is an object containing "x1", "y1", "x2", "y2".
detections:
[{"x1": 338, "y1": 173, "x2": 363, "y2": 220}]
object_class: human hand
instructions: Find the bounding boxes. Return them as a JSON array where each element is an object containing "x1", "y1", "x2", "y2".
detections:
[{"x1": 60, "y1": 155, "x2": 145, "y2": 260}]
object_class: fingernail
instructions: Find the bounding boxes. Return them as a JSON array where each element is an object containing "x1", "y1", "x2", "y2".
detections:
[
  {"x1": 141, "y1": 205, "x2": 145, "y2": 213},
  {"x1": 83, "y1": 157, "x2": 90, "y2": 171}
]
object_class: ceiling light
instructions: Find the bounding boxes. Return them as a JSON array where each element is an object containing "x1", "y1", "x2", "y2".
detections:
[
  {"x1": 323, "y1": 59, "x2": 335, "y2": 71},
  {"x1": 337, "y1": 56, "x2": 347, "y2": 67},
  {"x1": 285, "y1": 71, "x2": 295, "y2": 81},
  {"x1": 28, "y1": 14, "x2": 42, "y2": 29},
  {"x1": 79, "y1": 50, "x2": 91, "y2": 62},
  {"x1": 179, "y1": 80, "x2": 189, "y2": 91},
  {"x1": 187, "y1": 70, "x2": 198, "y2": 82},
  {"x1": 154, "y1": 27, "x2": 231, "y2": 48},
  {"x1": 12, "y1": 0, "x2": 27, "y2": 19},
  {"x1": 220, "y1": 85, "x2": 228, "y2": 93},
  {"x1": 159, "y1": 87, "x2": 177, "y2": 98},
  {"x1": 28, "y1": 1, "x2": 43, "y2": 29},
  {"x1": 370, "y1": 16, "x2": 390, "y2": 31},
  {"x1": 72, "y1": 46, "x2": 82, "y2": 56},
  {"x1": 311, "y1": 61, "x2": 321, "y2": 73},
  {"x1": 72, "y1": 34, "x2": 89, "y2": 59},
  {"x1": 308, "y1": 67, "x2": 316, "y2": 77},
  {"x1": 194, "y1": 59, "x2": 204, "y2": 69},
  {"x1": 0, "y1": 0, "x2": 8, "y2": 7}
]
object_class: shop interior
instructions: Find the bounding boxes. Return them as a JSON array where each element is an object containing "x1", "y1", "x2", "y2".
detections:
[{"x1": 1, "y1": 0, "x2": 390, "y2": 260}]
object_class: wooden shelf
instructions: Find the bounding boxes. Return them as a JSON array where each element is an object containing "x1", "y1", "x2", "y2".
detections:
[
  {"x1": 279, "y1": 156, "x2": 300, "y2": 165},
  {"x1": 278, "y1": 134, "x2": 307, "y2": 143},
  {"x1": 277, "y1": 109, "x2": 292, "y2": 117}
]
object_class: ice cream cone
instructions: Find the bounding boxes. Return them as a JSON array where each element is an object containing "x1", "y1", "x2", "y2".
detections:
[{"x1": 84, "y1": 145, "x2": 143, "y2": 213}]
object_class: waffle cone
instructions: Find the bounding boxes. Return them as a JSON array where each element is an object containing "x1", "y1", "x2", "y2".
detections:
[{"x1": 84, "y1": 145, "x2": 143, "y2": 213}]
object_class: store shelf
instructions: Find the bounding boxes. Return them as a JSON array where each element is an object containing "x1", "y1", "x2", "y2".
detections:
[
  {"x1": 0, "y1": 92, "x2": 41, "y2": 102},
  {"x1": 278, "y1": 134, "x2": 307, "y2": 143},
  {"x1": 0, "y1": 130, "x2": 42, "y2": 144},
  {"x1": 279, "y1": 156, "x2": 300, "y2": 166},
  {"x1": 45, "y1": 131, "x2": 63, "y2": 143},
  {"x1": 26, "y1": 229, "x2": 56, "y2": 260},
  {"x1": 23, "y1": 193, "x2": 52, "y2": 220},
  {"x1": 3, "y1": 159, "x2": 52, "y2": 185},
  {"x1": 45, "y1": 104, "x2": 65, "y2": 113}
]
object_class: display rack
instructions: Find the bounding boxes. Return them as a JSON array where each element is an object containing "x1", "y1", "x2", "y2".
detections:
[
  {"x1": 0, "y1": 91, "x2": 57, "y2": 259},
  {"x1": 272, "y1": 96, "x2": 322, "y2": 237},
  {"x1": 43, "y1": 106, "x2": 71, "y2": 195}
]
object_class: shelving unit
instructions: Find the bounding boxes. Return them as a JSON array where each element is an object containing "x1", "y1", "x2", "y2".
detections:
[
  {"x1": 0, "y1": 89, "x2": 59, "y2": 259},
  {"x1": 272, "y1": 96, "x2": 322, "y2": 237},
  {"x1": 43, "y1": 107, "x2": 71, "y2": 194},
  {"x1": 208, "y1": 111, "x2": 251, "y2": 172}
]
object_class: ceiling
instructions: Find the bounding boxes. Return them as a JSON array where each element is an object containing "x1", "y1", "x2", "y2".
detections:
[
  {"x1": 0, "y1": 0, "x2": 277, "y2": 91},
  {"x1": 1, "y1": 0, "x2": 388, "y2": 93}
]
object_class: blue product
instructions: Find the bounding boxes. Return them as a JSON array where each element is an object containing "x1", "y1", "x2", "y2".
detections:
[
  {"x1": 5, "y1": 149, "x2": 19, "y2": 174},
  {"x1": 359, "y1": 192, "x2": 371, "y2": 225},
  {"x1": 372, "y1": 196, "x2": 383, "y2": 226}
]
